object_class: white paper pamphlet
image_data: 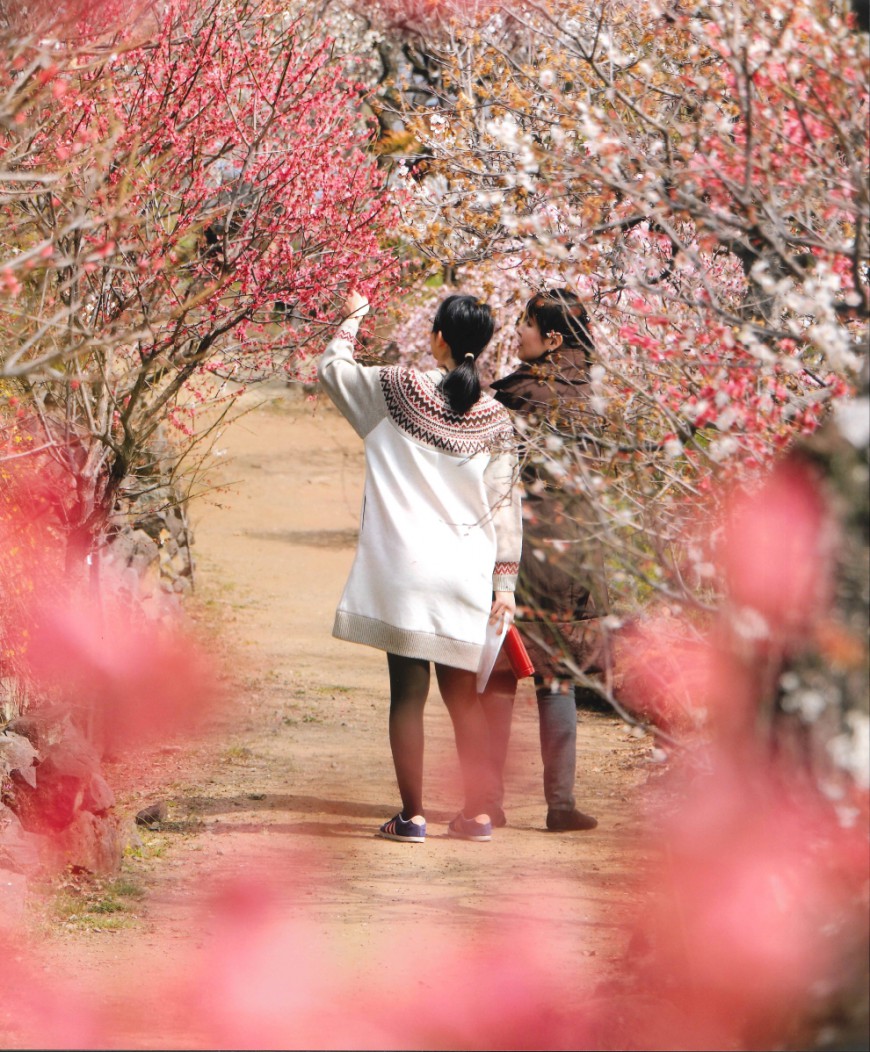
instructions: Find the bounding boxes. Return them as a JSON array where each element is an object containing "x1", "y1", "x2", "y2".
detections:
[{"x1": 476, "y1": 618, "x2": 509, "y2": 694}]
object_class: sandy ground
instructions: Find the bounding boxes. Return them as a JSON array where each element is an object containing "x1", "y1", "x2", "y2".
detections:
[{"x1": 9, "y1": 384, "x2": 654, "y2": 1049}]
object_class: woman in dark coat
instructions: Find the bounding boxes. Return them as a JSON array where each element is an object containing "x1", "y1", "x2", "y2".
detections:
[{"x1": 482, "y1": 288, "x2": 605, "y2": 832}]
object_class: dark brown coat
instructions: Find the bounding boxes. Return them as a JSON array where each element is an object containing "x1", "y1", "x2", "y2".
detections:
[{"x1": 491, "y1": 348, "x2": 606, "y2": 681}]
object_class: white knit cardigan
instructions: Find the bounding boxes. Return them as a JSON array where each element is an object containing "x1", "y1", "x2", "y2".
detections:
[{"x1": 317, "y1": 316, "x2": 522, "y2": 672}]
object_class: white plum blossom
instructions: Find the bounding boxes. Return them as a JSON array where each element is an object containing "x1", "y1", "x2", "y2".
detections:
[
  {"x1": 833, "y1": 398, "x2": 870, "y2": 449},
  {"x1": 828, "y1": 712, "x2": 870, "y2": 789},
  {"x1": 708, "y1": 436, "x2": 739, "y2": 462},
  {"x1": 780, "y1": 686, "x2": 829, "y2": 722},
  {"x1": 690, "y1": 399, "x2": 710, "y2": 423},
  {"x1": 731, "y1": 606, "x2": 771, "y2": 643}
]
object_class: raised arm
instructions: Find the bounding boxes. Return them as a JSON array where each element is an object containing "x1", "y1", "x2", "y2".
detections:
[{"x1": 317, "y1": 293, "x2": 386, "y2": 439}]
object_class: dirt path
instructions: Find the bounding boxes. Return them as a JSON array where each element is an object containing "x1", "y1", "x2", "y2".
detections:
[{"x1": 17, "y1": 385, "x2": 652, "y2": 1049}]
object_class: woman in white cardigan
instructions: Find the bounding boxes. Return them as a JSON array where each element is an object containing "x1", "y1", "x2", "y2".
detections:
[{"x1": 318, "y1": 291, "x2": 522, "y2": 843}]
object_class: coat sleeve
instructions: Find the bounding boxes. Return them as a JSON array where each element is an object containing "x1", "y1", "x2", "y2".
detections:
[
  {"x1": 484, "y1": 443, "x2": 523, "y2": 592},
  {"x1": 316, "y1": 317, "x2": 387, "y2": 439}
]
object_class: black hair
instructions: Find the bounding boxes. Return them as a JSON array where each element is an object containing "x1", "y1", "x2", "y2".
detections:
[
  {"x1": 524, "y1": 288, "x2": 593, "y2": 364},
  {"x1": 433, "y1": 294, "x2": 495, "y2": 415}
]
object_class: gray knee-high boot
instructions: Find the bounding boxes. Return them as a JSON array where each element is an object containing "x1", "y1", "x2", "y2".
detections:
[{"x1": 536, "y1": 688, "x2": 577, "y2": 812}]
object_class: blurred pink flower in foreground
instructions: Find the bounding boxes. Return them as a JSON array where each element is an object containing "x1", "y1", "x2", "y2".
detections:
[
  {"x1": 0, "y1": 452, "x2": 219, "y2": 752},
  {"x1": 720, "y1": 456, "x2": 833, "y2": 644},
  {"x1": 21, "y1": 592, "x2": 219, "y2": 751},
  {"x1": 0, "y1": 931, "x2": 108, "y2": 1049},
  {"x1": 610, "y1": 449, "x2": 868, "y2": 1048},
  {"x1": 186, "y1": 871, "x2": 595, "y2": 1050},
  {"x1": 616, "y1": 752, "x2": 870, "y2": 1051},
  {"x1": 618, "y1": 453, "x2": 836, "y2": 735},
  {"x1": 616, "y1": 615, "x2": 749, "y2": 733},
  {"x1": 4, "y1": 861, "x2": 600, "y2": 1050},
  {"x1": 8, "y1": 812, "x2": 863, "y2": 1051}
]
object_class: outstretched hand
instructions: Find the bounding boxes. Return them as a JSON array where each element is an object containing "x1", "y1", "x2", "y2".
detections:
[{"x1": 344, "y1": 290, "x2": 370, "y2": 320}]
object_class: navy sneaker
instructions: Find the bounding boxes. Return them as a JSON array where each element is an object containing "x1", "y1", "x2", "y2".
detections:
[
  {"x1": 448, "y1": 812, "x2": 492, "y2": 842},
  {"x1": 378, "y1": 812, "x2": 426, "y2": 843}
]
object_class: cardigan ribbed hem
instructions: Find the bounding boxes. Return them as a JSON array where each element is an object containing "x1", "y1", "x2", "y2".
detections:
[{"x1": 333, "y1": 610, "x2": 481, "y2": 672}]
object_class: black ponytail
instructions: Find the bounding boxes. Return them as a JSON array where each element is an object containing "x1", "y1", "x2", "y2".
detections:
[{"x1": 433, "y1": 294, "x2": 494, "y2": 415}]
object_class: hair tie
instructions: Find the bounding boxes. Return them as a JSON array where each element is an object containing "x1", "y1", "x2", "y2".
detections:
[{"x1": 464, "y1": 352, "x2": 475, "y2": 360}]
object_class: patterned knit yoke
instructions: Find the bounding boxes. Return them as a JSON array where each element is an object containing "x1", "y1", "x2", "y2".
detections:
[{"x1": 380, "y1": 365, "x2": 513, "y2": 456}]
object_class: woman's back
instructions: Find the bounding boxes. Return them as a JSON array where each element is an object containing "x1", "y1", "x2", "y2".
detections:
[{"x1": 315, "y1": 289, "x2": 522, "y2": 845}]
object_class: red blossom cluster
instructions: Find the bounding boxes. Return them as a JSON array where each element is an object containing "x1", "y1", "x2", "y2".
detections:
[
  {"x1": 10, "y1": 0, "x2": 398, "y2": 370},
  {"x1": 1, "y1": 0, "x2": 403, "y2": 587},
  {"x1": 0, "y1": 0, "x2": 154, "y2": 39}
]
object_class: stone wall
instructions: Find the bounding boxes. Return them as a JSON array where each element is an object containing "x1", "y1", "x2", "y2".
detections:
[
  {"x1": 104, "y1": 467, "x2": 196, "y2": 615},
  {"x1": 1, "y1": 712, "x2": 127, "y2": 920}
]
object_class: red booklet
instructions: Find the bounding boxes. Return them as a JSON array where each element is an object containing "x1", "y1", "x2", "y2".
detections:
[{"x1": 503, "y1": 625, "x2": 535, "y2": 679}]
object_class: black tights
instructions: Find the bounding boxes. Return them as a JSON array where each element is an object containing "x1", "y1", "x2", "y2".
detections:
[{"x1": 387, "y1": 652, "x2": 492, "y2": 819}]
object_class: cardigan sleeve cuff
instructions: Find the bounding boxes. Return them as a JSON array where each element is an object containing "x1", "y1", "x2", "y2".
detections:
[
  {"x1": 493, "y1": 563, "x2": 520, "y2": 592},
  {"x1": 334, "y1": 314, "x2": 361, "y2": 344}
]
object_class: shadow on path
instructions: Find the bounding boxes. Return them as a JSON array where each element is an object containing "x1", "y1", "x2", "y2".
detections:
[
  {"x1": 176, "y1": 792, "x2": 389, "y2": 820},
  {"x1": 244, "y1": 528, "x2": 357, "y2": 548}
]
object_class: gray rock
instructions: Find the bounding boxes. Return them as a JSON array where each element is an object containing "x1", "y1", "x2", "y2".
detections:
[
  {"x1": 165, "y1": 507, "x2": 187, "y2": 541},
  {"x1": 10, "y1": 716, "x2": 104, "y2": 833},
  {"x1": 83, "y1": 773, "x2": 116, "y2": 814},
  {"x1": 5, "y1": 717, "x2": 41, "y2": 748},
  {"x1": 0, "y1": 731, "x2": 39, "y2": 788},
  {"x1": 52, "y1": 810, "x2": 123, "y2": 876},
  {"x1": 128, "y1": 530, "x2": 160, "y2": 576},
  {"x1": 0, "y1": 805, "x2": 44, "y2": 875},
  {"x1": 43, "y1": 721, "x2": 100, "y2": 781},
  {"x1": 12, "y1": 770, "x2": 84, "y2": 833},
  {"x1": 107, "y1": 527, "x2": 160, "y2": 577},
  {"x1": 134, "y1": 802, "x2": 167, "y2": 828}
]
